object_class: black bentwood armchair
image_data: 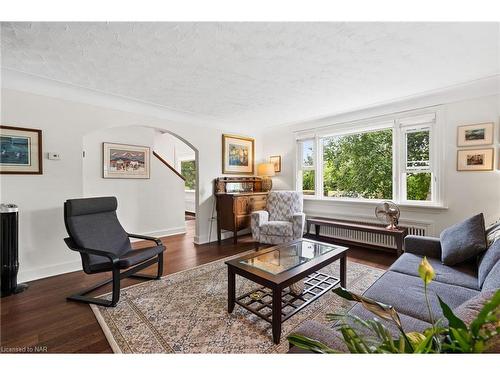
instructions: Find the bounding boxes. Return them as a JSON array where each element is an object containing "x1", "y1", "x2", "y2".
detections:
[{"x1": 63, "y1": 196, "x2": 165, "y2": 307}]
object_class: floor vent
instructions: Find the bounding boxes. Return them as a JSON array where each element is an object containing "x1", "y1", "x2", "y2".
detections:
[{"x1": 317, "y1": 219, "x2": 428, "y2": 250}]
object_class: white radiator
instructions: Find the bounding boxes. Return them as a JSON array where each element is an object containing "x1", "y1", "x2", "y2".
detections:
[{"x1": 315, "y1": 218, "x2": 429, "y2": 250}]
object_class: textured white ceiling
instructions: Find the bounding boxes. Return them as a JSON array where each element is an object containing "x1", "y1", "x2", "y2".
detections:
[{"x1": 1, "y1": 22, "x2": 499, "y2": 129}]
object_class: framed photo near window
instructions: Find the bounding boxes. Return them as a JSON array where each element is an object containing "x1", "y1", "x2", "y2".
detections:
[
  {"x1": 457, "y1": 122, "x2": 493, "y2": 147},
  {"x1": 269, "y1": 155, "x2": 281, "y2": 173},
  {"x1": 0, "y1": 125, "x2": 43, "y2": 174},
  {"x1": 457, "y1": 148, "x2": 494, "y2": 171},
  {"x1": 222, "y1": 134, "x2": 254, "y2": 175},
  {"x1": 103, "y1": 142, "x2": 150, "y2": 179}
]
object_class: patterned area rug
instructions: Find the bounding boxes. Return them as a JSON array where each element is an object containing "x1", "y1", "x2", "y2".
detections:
[{"x1": 91, "y1": 251, "x2": 384, "y2": 353}]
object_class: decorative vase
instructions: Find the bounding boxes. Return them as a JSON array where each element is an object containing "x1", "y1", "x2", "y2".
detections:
[
  {"x1": 289, "y1": 279, "x2": 305, "y2": 295},
  {"x1": 261, "y1": 177, "x2": 273, "y2": 192}
]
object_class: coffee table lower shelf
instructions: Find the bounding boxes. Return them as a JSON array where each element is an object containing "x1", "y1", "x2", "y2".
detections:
[{"x1": 234, "y1": 271, "x2": 340, "y2": 343}]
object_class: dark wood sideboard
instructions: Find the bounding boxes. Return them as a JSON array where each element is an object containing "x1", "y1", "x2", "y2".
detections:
[{"x1": 214, "y1": 177, "x2": 268, "y2": 244}]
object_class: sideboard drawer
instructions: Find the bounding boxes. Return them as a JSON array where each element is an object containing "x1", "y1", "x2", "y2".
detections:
[{"x1": 249, "y1": 198, "x2": 267, "y2": 211}]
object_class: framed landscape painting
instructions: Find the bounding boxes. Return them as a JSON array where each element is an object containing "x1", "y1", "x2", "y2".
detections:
[
  {"x1": 0, "y1": 125, "x2": 42, "y2": 174},
  {"x1": 457, "y1": 122, "x2": 493, "y2": 147},
  {"x1": 222, "y1": 134, "x2": 254, "y2": 175},
  {"x1": 103, "y1": 142, "x2": 150, "y2": 179},
  {"x1": 457, "y1": 148, "x2": 494, "y2": 171}
]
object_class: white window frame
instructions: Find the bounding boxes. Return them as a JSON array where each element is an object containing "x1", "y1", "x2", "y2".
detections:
[
  {"x1": 399, "y1": 125, "x2": 434, "y2": 204},
  {"x1": 294, "y1": 107, "x2": 445, "y2": 208},
  {"x1": 296, "y1": 138, "x2": 316, "y2": 196}
]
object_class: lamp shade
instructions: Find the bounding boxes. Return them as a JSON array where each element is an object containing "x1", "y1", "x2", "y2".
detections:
[{"x1": 257, "y1": 163, "x2": 275, "y2": 177}]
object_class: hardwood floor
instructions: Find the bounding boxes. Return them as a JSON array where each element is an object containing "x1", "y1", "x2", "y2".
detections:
[{"x1": 0, "y1": 220, "x2": 396, "y2": 353}]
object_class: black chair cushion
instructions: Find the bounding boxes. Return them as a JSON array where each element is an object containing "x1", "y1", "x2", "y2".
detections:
[
  {"x1": 88, "y1": 245, "x2": 165, "y2": 273},
  {"x1": 65, "y1": 196, "x2": 118, "y2": 217}
]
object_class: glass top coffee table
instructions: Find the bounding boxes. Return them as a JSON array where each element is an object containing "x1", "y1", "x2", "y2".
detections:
[{"x1": 225, "y1": 239, "x2": 348, "y2": 344}]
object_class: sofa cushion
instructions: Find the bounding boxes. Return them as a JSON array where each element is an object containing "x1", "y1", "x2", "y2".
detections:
[
  {"x1": 482, "y1": 261, "x2": 500, "y2": 291},
  {"x1": 362, "y1": 271, "x2": 479, "y2": 323},
  {"x1": 390, "y1": 253, "x2": 479, "y2": 290},
  {"x1": 260, "y1": 221, "x2": 293, "y2": 236},
  {"x1": 440, "y1": 213, "x2": 487, "y2": 266},
  {"x1": 478, "y1": 240, "x2": 500, "y2": 288}
]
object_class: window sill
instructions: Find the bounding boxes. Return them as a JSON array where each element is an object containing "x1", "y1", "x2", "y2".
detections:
[{"x1": 303, "y1": 196, "x2": 448, "y2": 212}]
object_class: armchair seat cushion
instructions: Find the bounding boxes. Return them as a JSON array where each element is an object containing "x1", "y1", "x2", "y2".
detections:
[
  {"x1": 260, "y1": 221, "x2": 293, "y2": 236},
  {"x1": 89, "y1": 245, "x2": 165, "y2": 273}
]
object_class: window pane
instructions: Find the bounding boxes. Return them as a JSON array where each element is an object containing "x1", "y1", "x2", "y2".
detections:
[
  {"x1": 181, "y1": 160, "x2": 196, "y2": 190},
  {"x1": 302, "y1": 140, "x2": 314, "y2": 167},
  {"x1": 406, "y1": 172, "x2": 432, "y2": 201},
  {"x1": 323, "y1": 129, "x2": 392, "y2": 199},
  {"x1": 302, "y1": 170, "x2": 315, "y2": 195},
  {"x1": 406, "y1": 130, "x2": 430, "y2": 170}
]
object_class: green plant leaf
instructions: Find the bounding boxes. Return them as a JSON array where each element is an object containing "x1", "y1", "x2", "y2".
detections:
[
  {"x1": 333, "y1": 287, "x2": 402, "y2": 328},
  {"x1": 406, "y1": 331, "x2": 426, "y2": 347},
  {"x1": 286, "y1": 334, "x2": 338, "y2": 353},
  {"x1": 437, "y1": 295, "x2": 467, "y2": 330}
]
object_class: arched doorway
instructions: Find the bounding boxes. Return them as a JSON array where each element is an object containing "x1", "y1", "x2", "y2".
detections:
[{"x1": 82, "y1": 124, "x2": 199, "y2": 245}]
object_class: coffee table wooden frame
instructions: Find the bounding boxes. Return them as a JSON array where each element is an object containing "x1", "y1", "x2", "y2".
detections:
[{"x1": 225, "y1": 239, "x2": 348, "y2": 344}]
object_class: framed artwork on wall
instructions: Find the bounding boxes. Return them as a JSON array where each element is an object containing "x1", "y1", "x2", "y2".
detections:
[
  {"x1": 222, "y1": 134, "x2": 255, "y2": 175},
  {"x1": 0, "y1": 125, "x2": 43, "y2": 174},
  {"x1": 457, "y1": 148, "x2": 494, "y2": 171},
  {"x1": 269, "y1": 155, "x2": 281, "y2": 173},
  {"x1": 457, "y1": 122, "x2": 494, "y2": 147},
  {"x1": 102, "y1": 142, "x2": 150, "y2": 179}
]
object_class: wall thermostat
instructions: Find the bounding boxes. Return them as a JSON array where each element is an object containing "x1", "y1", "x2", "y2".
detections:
[{"x1": 47, "y1": 152, "x2": 61, "y2": 160}]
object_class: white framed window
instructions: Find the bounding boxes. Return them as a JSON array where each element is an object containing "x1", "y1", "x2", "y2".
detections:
[{"x1": 295, "y1": 108, "x2": 443, "y2": 207}]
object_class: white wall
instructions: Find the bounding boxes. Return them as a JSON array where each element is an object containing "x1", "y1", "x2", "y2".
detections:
[
  {"x1": 0, "y1": 86, "x2": 263, "y2": 282},
  {"x1": 262, "y1": 84, "x2": 500, "y2": 236},
  {"x1": 83, "y1": 125, "x2": 186, "y2": 237}
]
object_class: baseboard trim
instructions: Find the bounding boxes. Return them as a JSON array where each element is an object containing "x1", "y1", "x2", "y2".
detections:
[
  {"x1": 19, "y1": 226, "x2": 187, "y2": 283},
  {"x1": 194, "y1": 228, "x2": 251, "y2": 245},
  {"x1": 129, "y1": 226, "x2": 186, "y2": 242},
  {"x1": 18, "y1": 260, "x2": 83, "y2": 283}
]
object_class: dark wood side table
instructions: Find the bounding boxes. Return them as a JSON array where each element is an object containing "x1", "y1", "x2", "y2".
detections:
[
  {"x1": 306, "y1": 216, "x2": 408, "y2": 257},
  {"x1": 225, "y1": 239, "x2": 348, "y2": 344}
]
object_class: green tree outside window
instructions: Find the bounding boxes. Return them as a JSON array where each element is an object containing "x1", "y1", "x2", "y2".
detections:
[
  {"x1": 322, "y1": 129, "x2": 393, "y2": 199},
  {"x1": 181, "y1": 159, "x2": 196, "y2": 190}
]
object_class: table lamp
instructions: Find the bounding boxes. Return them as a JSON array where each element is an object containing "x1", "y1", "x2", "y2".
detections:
[{"x1": 257, "y1": 163, "x2": 275, "y2": 191}]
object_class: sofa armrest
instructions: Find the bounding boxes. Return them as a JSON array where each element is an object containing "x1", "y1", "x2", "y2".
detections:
[
  {"x1": 250, "y1": 210, "x2": 269, "y2": 239},
  {"x1": 292, "y1": 212, "x2": 305, "y2": 239},
  {"x1": 404, "y1": 235, "x2": 442, "y2": 259}
]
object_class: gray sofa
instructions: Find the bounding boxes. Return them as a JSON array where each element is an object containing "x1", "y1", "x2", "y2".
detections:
[{"x1": 289, "y1": 234, "x2": 500, "y2": 353}]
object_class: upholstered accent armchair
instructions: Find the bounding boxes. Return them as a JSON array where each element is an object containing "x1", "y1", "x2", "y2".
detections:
[
  {"x1": 251, "y1": 191, "x2": 305, "y2": 245},
  {"x1": 63, "y1": 196, "x2": 165, "y2": 307}
]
